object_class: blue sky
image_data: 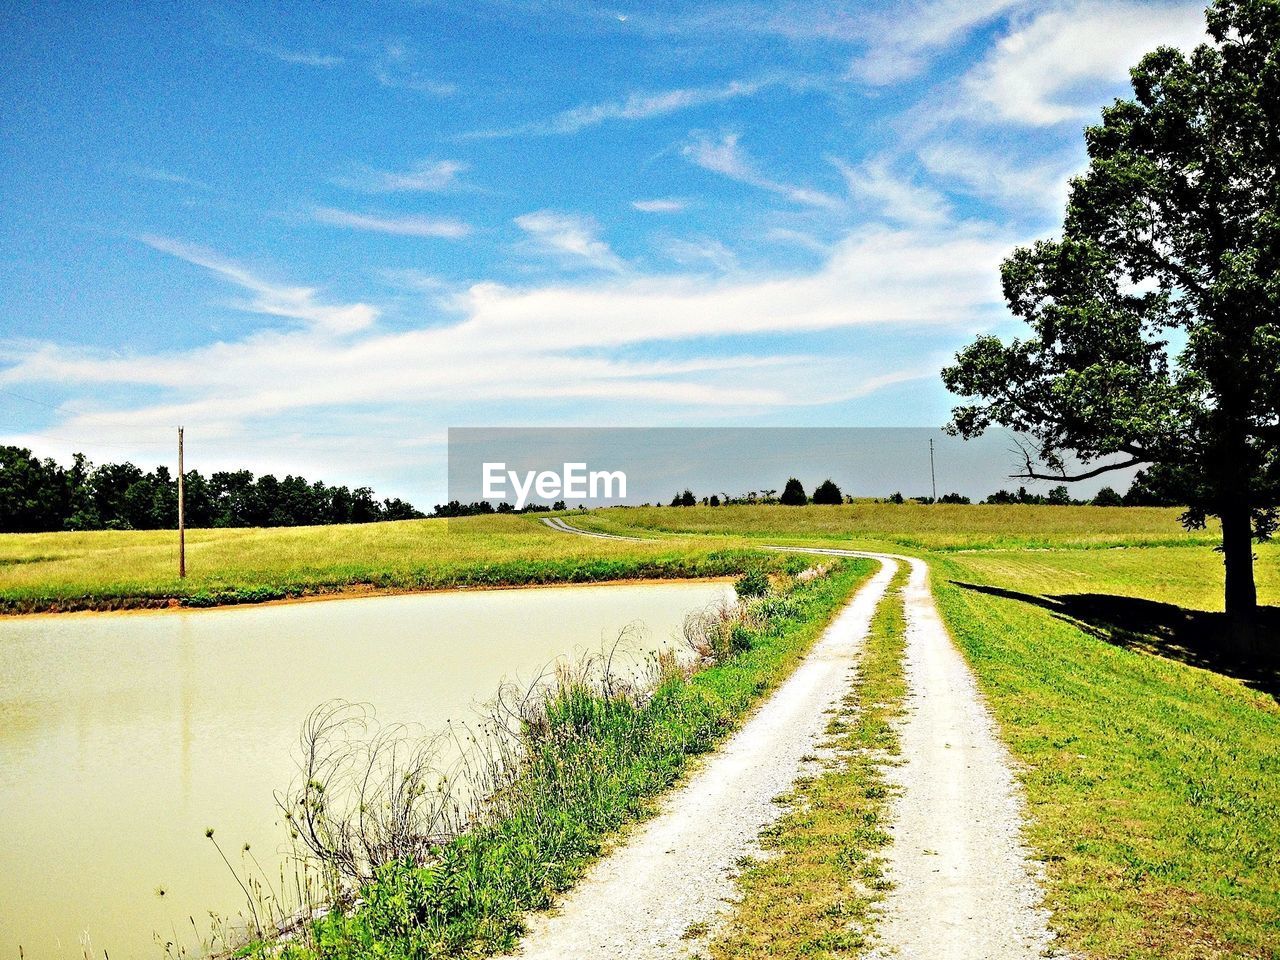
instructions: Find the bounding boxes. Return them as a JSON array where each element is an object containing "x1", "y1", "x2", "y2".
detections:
[{"x1": 0, "y1": 0, "x2": 1209, "y2": 503}]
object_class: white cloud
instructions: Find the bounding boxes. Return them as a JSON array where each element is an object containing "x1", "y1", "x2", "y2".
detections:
[
  {"x1": 128, "y1": 167, "x2": 210, "y2": 190},
  {"x1": 268, "y1": 48, "x2": 344, "y2": 68},
  {"x1": 543, "y1": 78, "x2": 768, "y2": 134},
  {"x1": 963, "y1": 1, "x2": 1207, "y2": 125},
  {"x1": 373, "y1": 40, "x2": 456, "y2": 96},
  {"x1": 662, "y1": 237, "x2": 738, "y2": 272},
  {"x1": 341, "y1": 160, "x2": 467, "y2": 192},
  {"x1": 682, "y1": 132, "x2": 843, "y2": 210},
  {"x1": 514, "y1": 210, "x2": 627, "y2": 272},
  {"x1": 311, "y1": 207, "x2": 472, "y2": 238},
  {"x1": 846, "y1": 0, "x2": 1027, "y2": 84},
  {"x1": 139, "y1": 235, "x2": 377, "y2": 334},
  {"x1": 8, "y1": 221, "x2": 1011, "y2": 449},
  {"x1": 456, "y1": 223, "x2": 1008, "y2": 351},
  {"x1": 463, "y1": 75, "x2": 809, "y2": 139},
  {"x1": 763, "y1": 228, "x2": 830, "y2": 254},
  {"x1": 832, "y1": 156, "x2": 951, "y2": 225},
  {"x1": 632, "y1": 198, "x2": 688, "y2": 213},
  {"x1": 918, "y1": 141, "x2": 1077, "y2": 212}
]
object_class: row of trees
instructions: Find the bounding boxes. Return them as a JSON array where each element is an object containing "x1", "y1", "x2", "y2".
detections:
[
  {"x1": 882, "y1": 471, "x2": 1178, "y2": 507},
  {"x1": 666, "y1": 473, "x2": 1175, "y2": 509},
  {"x1": 430, "y1": 500, "x2": 565, "y2": 517},
  {"x1": 669, "y1": 478, "x2": 846, "y2": 507},
  {"x1": 0, "y1": 446, "x2": 423, "y2": 533}
]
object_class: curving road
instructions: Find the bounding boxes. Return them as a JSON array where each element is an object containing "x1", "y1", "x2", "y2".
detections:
[{"x1": 527, "y1": 518, "x2": 1057, "y2": 959}]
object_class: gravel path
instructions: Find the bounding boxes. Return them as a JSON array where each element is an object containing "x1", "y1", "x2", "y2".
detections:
[
  {"x1": 537, "y1": 521, "x2": 1058, "y2": 959},
  {"x1": 797, "y1": 549, "x2": 1058, "y2": 959},
  {"x1": 503, "y1": 552, "x2": 897, "y2": 959}
]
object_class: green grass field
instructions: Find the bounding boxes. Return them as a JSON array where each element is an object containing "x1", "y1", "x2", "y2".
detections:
[
  {"x1": 0, "y1": 515, "x2": 747, "y2": 612},
  {"x1": 3, "y1": 503, "x2": 1276, "y2": 956},
  {"x1": 575, "y1": 502, "x2": 1222, "y2": 550}
]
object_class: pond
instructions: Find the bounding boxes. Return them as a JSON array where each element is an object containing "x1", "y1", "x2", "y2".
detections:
[{"x1": 0, "y1": 580, "x2": 733, "y2": 959}]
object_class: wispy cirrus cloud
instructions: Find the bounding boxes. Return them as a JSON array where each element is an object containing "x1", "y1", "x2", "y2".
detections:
[
  {"x1": 459, "y1": 222, "x2": 1008, "y2": 350},
  {"x1": 545, "y1": 78, "x2": 770, "y2": 134},
  {"x1": 514, "y1": 210, "x2": 627, "y2": 272},
  {"x1": 632, "y1": 198, "x2": 688, "y2": 213},
  {"x1": 958, "y1": 0, "x2": 1206, "y2": 125},
  {"x1": 917, "y1": 141, "x2": 1076, "y2": 213},
  {"x1": 832, "y1": 156, "x2": 951, "y2": 226},
  {"x1": 462, "y1": 75, "x2": 813, "y2": 139},
  {"x1": 311, "y1": 206, "x2": 472, "y2": 238},
  {"x1": 139, "y1": 235, "x2": 378, "y2": 334},
  {"x1": 8, "y1": 218, "x2": 1010, "y2": 451},
  {"x1": 266, "y1": 47, "x2": 345, "y2": 68},
  {"x1": 844, "y1": 0, "x2": 1026, "y2": 84},
  {"x1": 126, "y1": 166, "x2": 210, "y2": 191},
  {"x1": 337, "y1": 159, "x2": 467, "y2": 193},
  {"x1": 373, "y1": 40, "x2": 456, "y2": 96},
  {"x1": 662, "y1": 236, "x2": 738, "y2": 273},
  {"x1": 682, "y1": 132, "x2": 843, "y2": 211}
]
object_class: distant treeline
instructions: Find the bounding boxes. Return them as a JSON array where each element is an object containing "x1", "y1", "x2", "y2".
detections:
[
  {"x1": 662, "y1": 469, "x2": 1180, "y2": 508},
  {"x1": 0, "y1": 446, "x2": 424, "y2": 533},
  {"x1": 431, "y1": 500, "x2": 566, "y2": 517},
  {"x1": 667, "y1": 477, "x2": 847, "y2": 507}
]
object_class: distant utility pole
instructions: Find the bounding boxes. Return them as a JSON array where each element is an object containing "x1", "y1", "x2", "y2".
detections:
[
  {"x1": 929, "y1": 437, "x2": 938, "y2": 505},
  {"x1": 178, "y1": 426, "x2": 186, "y2": 579}
]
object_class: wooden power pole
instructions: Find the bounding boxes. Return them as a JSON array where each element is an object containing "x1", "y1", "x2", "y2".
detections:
[
  {"x1": 178, "y1": 426, "x2": 186, "y2": 579},
  {"x1": 929, "y1": 437, "x2": 937, "y2": 505}
]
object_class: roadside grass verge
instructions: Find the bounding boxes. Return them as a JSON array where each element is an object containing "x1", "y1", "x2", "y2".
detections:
[
  {"x1": 0, "y1": 515, "x2": 749, "y2": 613},
  {"x1": 709, "y1": 564, "x2": 908, "y2": 960},
  {"x1": 576, "y1": 503, "x2": 1218, "y2": 551},
  {"x1": 249, "y1": 559, "x2": 875, "y2": 959},
  {"x1": 933, "y1": 553, "x2": 1280, "y2": 959}
]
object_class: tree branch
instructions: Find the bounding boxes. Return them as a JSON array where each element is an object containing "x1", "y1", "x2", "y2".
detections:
[{"x1": 1013, "y1": 457, "x2": 1146, "y2": 483}]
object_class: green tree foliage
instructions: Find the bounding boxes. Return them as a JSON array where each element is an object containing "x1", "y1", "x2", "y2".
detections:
[
  {"x1": 943, "y1": 0, "x2": 1280, "y2": 622},
  {"x1": 0, "y1": 446, "x2": 424, "y2": 532},
  {"x1": 1092, "y1": 486, "x2": 1125, "y2": 507},
  {"x1": 779, "y1": 477, "x2": 808, "y2": 506},
  {"x1": 983, "y1": 486, "x2": 1086, "y2": 506},
  {"x1": 811, "y1": 479, "x2": 843, "y2": 505}
]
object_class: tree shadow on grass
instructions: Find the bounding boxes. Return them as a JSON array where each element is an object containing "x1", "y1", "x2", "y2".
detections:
[{"x1": 951, "y1": 581, "x2": 1280, "y2": 702}]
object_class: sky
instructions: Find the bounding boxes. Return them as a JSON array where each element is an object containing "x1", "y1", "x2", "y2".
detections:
[{"x1": 0, "y1": 0, "x2": 1210, "y2": 504}]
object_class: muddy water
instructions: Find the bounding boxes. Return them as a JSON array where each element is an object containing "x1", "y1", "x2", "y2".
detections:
[{"x1": 0, "y1": 581, "x2": 732, "y2": 959}]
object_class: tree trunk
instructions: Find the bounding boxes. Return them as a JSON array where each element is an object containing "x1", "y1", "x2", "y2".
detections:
[{"x1": 1220, "y1": 500, "x2": 1257, "y2": 642}]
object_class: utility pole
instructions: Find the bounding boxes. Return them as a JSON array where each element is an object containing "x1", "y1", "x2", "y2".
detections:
[
  {"x1": 929, "y1": 437, "x2": 938, "y2": 505},
  {"x1": 178, "y1": 426, "x2": 186, "y2": 579}
]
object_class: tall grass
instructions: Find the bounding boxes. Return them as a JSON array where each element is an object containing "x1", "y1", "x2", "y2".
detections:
[{"x1": 211, "y1": 558, "x2": 873, "y2": 959}]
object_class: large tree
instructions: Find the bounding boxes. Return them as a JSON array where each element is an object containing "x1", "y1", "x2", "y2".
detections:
[{"x1": 943, "y1": 0, "x2": 1280, "y2": 629}]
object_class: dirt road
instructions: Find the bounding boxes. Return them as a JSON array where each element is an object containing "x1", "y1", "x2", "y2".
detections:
[
  {"x1": 532, "y1": 522, "x2": 1057, "y2": 958},
  {"x1": 505, "y1": 548, "x2": 897, "y2": 959}
]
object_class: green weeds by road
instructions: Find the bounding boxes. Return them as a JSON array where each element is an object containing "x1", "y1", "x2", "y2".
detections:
[{"x1": 266, "y1": 560, "x2": 874, "y2": 959}]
